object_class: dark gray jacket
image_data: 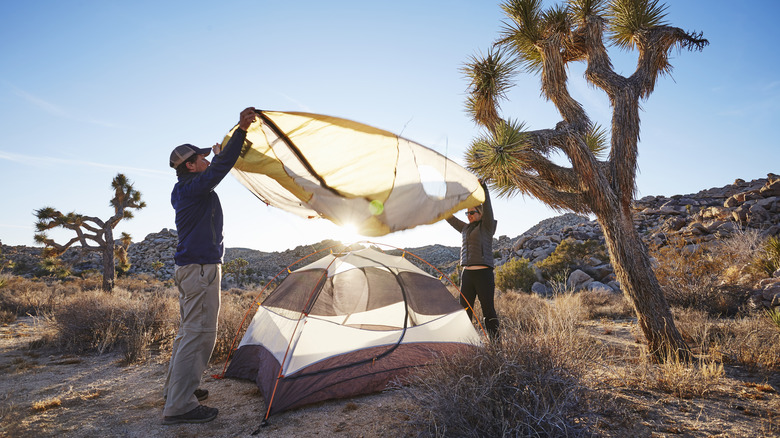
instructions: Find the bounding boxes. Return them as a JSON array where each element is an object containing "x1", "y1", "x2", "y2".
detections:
[{"x1": 446, "y1": 182, "x2": 497, "y2": 268}]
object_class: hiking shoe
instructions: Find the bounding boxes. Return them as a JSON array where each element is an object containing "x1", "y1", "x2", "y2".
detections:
[
  {"x1": 163, "y1": 405, "x2": 218, "y2": 425},
  {"x1": 164, "y1": 388, "x2": 209, "y2": 402}
]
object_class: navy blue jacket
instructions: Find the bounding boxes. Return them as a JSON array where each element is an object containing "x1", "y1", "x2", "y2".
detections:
[{"x1": 171, "y1": 129, "x2": 246, "y2": 266}]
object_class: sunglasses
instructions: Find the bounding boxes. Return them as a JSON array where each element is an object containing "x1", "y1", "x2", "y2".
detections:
[{"x1": 466, "y1": 210, "x2": 479, "y2": 216}]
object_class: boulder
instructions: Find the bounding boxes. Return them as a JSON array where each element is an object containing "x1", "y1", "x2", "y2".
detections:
[
  {"x1": 567, "y1": 269, "x2": 594, "y2": 290},
  {"x1": 531, "y1": 282, "x2": 549, "y2": 297}
]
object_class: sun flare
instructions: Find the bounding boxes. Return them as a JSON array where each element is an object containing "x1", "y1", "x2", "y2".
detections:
[{"x1": 331, "y1": 222, "x2": 365, "y2": 245}]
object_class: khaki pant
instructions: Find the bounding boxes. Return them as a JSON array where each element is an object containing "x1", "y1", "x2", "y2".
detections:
[{"x1": 163, "y1": 263, "x2": 221, "y2": 416}]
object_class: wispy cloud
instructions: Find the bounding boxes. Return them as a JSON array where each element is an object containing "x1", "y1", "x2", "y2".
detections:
[
  {"x1": 8, "y1": 84, "x2": 122, "y2": 129},
  {"x1": 0, "y1": 150, "x2": 169, "y2": 177},
  {"x1": 277, "y1": 92, "x2": 312, "y2": 112}
]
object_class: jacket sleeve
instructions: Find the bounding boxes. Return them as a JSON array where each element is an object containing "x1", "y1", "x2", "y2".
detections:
[
  {"x1": 446, "y1": 216, "x2": 465, "y2": 232},
  {"x1": 182, "y1": 129, "x2": 247, "y2": 195},
  {"x1": 480, "y1": 182, "x2": 497, "y2": 235}
]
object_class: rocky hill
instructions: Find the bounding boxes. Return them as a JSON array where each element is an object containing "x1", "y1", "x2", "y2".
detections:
[{"x1": 2, "y1": 174, "x2": 778, "y2": 307}]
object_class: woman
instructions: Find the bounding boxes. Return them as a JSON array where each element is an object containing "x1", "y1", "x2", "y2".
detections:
[{"x1": 446, "y1": 181, "x2": 499, "y2": 340}]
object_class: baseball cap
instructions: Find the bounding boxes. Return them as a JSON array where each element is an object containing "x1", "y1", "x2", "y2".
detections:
[{"x1": 169, "y1": 144, "x2": 211, "y2": 168}]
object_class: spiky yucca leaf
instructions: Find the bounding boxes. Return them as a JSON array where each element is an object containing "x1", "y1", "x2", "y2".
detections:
[
  {"x1": 585, "y1": 123, "x2": 609, "y2": 158},
  {"x1": 111, "y1": 173, "x2": 129, "y2": 189},
  {"x1": 567, "y1": 0, "x2": 608, "y2": 23},
  {"x1": 766, "y1": 308, "x2": 780, "y2": 330},
  {"x1": 499, "y1": 0, "x2": 545, "y2": 74},
  {"x1": 463, "y1": 48, "x2": 519, "y2": 129},
  {"x1": 119, "y1": 232, "x2": 132, "y2": 247},
  {"x1": 541, "y1": 4, "x2": 571, "y2": 35},
  {"x1": 35, "y1": 207, "x2": 59, "y2": 220},
  {"x1": 608, "y1": 0, "x2": 669, "y2": 49},
  {"x1": 758, "y1": 236, "x2": 780, "y2": 276},
  {"x1": 33, "y1": 233, "x2": 48, "y2": 244},
  {"x1": 466, "y1": 119, "x2": 530, "y2": 186}
]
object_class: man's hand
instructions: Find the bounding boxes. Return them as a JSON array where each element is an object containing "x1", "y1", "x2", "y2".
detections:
[
  {"x1": 238, "y1": 107, "x2": 257, "y2": 131},
  {"x1": 212, "y1": 142, "x2": 222, "y2": 155}
]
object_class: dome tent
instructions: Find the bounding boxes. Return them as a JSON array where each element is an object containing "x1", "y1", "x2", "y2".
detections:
[{"x1": 224, "y1": 245, "x2": 483, "y2": 421}]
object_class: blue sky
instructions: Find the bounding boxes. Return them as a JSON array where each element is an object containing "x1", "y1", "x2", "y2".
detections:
[{"x1": 1, "y1": 1, "x2": 778, "y2": 253}]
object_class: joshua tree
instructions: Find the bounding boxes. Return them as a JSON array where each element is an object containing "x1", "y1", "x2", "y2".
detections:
[
  {"x1": 224, "y1": 257, "x2": 249, "y2": 287},
  {"x1": 464, "y1": 0, "x2": 707, "y2": 362},
  {"x1": 34, "y1": 173, "x2": 146, "y2": 292}
]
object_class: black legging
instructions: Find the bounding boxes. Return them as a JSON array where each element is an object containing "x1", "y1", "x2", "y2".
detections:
[{"x1": 460, "y1": 267, "x2": 499, "y2": 339}]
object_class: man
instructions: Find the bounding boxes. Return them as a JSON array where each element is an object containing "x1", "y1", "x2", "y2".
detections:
[{"x1": 162, "y1": 107, "x2": 256, "y2": 425}]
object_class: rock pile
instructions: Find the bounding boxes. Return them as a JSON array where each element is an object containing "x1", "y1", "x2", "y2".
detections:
[
  {"x1": 635, "y1": 174, "x2": 780, "y2": 247},
  {"x1": 126, "y1": 228, "x2": 178, "y2": 279},
  {"x1": 501, "y1": 174, "x2": 780, "y2": 307}
]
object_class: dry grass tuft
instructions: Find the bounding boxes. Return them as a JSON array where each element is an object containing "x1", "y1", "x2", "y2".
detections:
[
  {"x1": 0, "y1": 276, "x2": 61, "y2": 317},
  {"x1": 77, "y1": 390, "x2": 101, "y2": 401},
  {"x1": 675, "y1": 307, "x2": 780, "y2": 370},
  {"x1": 2, "y1": 274, "x2": 264, "y2": 366},
  {"x1": 0, "y1": 309, "x2": 15, "y2": 324},
  {"x1": 51, "y1": 288, "x2": 179, "y2": 364},
  {"x1": 31, "y1": 397, "x2": 61, "y2": 412},
  {"x1": 402, "y1": 291, "x2": 607, "y2": 437},
  {"x1": 214, "y1": 290, "x2": 257, "y2": 362},
  {"x1": 652, "y1": 354, "x2": 724, "y2": 399},
  {"x1": 578, "y1": 289, "x2": 634, "y2": 320},
  {"x1": 651, "y1": 235, "x2": 749, "y2": 315}
]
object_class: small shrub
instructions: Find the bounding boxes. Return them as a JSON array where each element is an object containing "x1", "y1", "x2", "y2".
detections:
[
  {"x1": 402, "y1": 331, "x2": 594, "y2": 437},
  {"x1": 403, "y1": 292, "x2": 606, "y2": 436},
  {"x1": 0, "y1": 277, "x2": 59, "y2": 316},
  {"x1": 755, "y1": 236, "x2": 780, "y2": 276},
  {"x1": 675, "y1": 308, "x2": 780, "y2": 371},
  {"x1": 54, "y1": 290, "x2": 130, "y2": 354},
  {"x1": 52, "y1": 288, "x2": 178, "y2": 362},
  {"x1": 39, "y1": 257, "x2": 71, "y2": 279},
  {"x1": 719, "y1": 314, "x2": 780, "y2": 370},
  {"x1": 122, "y1": 291, "x2": 178, "y2": 364},
  {"x1": 536, "y1": 239, "x2": 607, "y2": 281},
  {"x1": 448, "y1": 266, "x2": 460, "y2": 287},
  {"x1": 495, "y1": 257, "x2": 536, "y2": 293},
  {"x1": 766, "y1": 308, "x2": 780, "y2": 330}
]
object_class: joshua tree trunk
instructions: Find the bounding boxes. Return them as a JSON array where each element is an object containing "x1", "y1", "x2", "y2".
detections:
[
  {"x1": 101, "y1": 228, "x2": 116, "y2": 292},
  {"x1": 597, "y1": 204, "x2": 691, "y2": 362}
]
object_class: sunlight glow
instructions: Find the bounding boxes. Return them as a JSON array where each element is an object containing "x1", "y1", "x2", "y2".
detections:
[{"x1": 331, "y1": 222, "x2": 365, "y2": 245}]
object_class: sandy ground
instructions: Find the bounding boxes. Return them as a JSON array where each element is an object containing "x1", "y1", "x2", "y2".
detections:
[
  {"x1": 0, "y1": 317, "x2": 412, "y2": 438},
  {"x1": 2, "y1": 316, "x2": 779, "y2": 437}
]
